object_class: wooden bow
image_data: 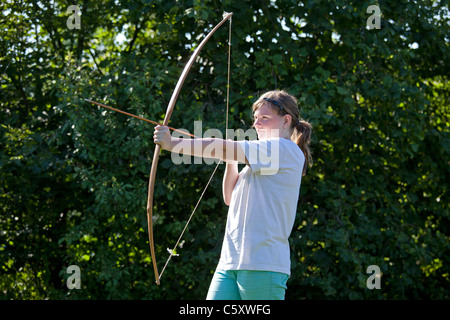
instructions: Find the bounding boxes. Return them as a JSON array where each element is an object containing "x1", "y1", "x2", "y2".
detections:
[{"x1": 148, "y1": 12, "x2": 233, "y2": 285}]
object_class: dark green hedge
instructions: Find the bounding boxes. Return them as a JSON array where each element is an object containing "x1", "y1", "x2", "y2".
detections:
[{"x1": 1, "y1": 0, "x2": 448, "y2": 299}]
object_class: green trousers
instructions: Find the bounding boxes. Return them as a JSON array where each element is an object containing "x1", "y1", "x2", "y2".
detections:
[{"x1": 206, "y1": 269, "x2": 289, "y2": 300}]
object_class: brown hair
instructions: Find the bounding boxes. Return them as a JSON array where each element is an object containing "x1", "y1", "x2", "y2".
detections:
[{"x1": 252, "y1": 90, "x2": 312, "y2": 176}]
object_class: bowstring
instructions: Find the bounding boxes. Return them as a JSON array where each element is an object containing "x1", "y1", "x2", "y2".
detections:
[
  {"x1": 225, "y1": 13, "x2": 232, "y2": 140},
  {"x1": 159, "y1": 15, "x2": 232, "y2": 280}
]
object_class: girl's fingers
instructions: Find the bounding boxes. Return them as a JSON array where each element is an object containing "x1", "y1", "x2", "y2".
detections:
[{"x1": 153, "y1": 125, "x2": 169, "y2": 145}]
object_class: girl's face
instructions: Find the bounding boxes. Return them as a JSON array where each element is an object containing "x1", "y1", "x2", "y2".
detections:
[{"x1": 253, "y1": 104, "x2": 290, "y2": 140}]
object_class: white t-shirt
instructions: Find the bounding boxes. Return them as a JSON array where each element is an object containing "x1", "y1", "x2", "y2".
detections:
[{"x1": 217, "y1": 138, "x2": 304, "y2": 276}]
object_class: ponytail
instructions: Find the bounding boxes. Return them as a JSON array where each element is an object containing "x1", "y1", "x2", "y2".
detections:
[{"x1": 293, "y1": 120, "x2": 312, "y2": 176}]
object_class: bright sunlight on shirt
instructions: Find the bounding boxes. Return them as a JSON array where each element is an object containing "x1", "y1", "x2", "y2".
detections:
[{"x1": 217, "y1": 138, "x2": 305, "y2": 276}]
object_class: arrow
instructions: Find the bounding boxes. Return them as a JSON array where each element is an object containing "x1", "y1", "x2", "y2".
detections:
[{"x1": 84, "y1": 99, "x2": 196, "y2": 138}]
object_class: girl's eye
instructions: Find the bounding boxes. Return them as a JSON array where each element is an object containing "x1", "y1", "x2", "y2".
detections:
[{"x1": 253, "y1": 115, "x2": 269, "y2": 123}]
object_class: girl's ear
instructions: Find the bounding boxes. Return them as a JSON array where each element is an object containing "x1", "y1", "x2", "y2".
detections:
[{"x1": 283, "y1": 114, "x2": 292, "y2": 128}]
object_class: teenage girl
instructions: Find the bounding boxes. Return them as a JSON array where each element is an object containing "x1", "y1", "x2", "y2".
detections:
[{"x1": 153, "y1": 90, "x2": 312, "y2": 300}]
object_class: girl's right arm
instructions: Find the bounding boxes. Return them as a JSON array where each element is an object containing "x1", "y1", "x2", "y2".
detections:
[{"x1": 222, "y1": 162, "x2": 239, "y2": 206}]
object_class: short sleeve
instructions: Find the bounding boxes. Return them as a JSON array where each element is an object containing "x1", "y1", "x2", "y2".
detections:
[{"x1": 237, "y1": 138, "x2": 283, "y2": 175}]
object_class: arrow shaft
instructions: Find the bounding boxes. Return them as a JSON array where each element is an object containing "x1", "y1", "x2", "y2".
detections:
[{"x1": 84, "y1": 99, "x2": 196, "y2": 138}]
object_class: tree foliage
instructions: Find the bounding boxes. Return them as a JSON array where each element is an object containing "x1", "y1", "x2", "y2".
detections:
[{"x1": 1, "y1": 0, "x2": 448, "y2": 299}]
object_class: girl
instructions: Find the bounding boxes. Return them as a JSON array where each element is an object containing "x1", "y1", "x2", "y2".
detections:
[{"x1": 153, "y1": 90, "x2": 312, "y2": 300}]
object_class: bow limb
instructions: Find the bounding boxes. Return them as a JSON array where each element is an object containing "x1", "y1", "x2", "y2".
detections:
[
  {"x1": 147, "y1": 144, "x2": 161, "y2": 285},
  {"x1": 146, "y1": 12, "x2": 233, "y2": 286}
]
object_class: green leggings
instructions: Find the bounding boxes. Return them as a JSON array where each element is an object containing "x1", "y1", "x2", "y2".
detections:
[{"x1": 206, "y1": 269, "x2": 289, "y2": 300}]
